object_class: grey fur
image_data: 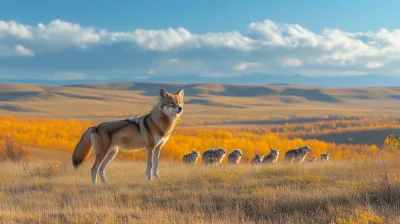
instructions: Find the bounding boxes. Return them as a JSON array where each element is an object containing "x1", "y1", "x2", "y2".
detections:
[
  {"x1": 202, "y1": 148, "x2": 226, "y2": 165},
  {"x1": 182, "y1": 150, "x2": 200, "y2": 164},
  {"x1": 262, "y1": 148, "x2": 279, "y2": 164},
  {"x1": 228, "y1": 149, "x2": 242, "y2": 164},
  {"x1": 284, "y1": 146, "x2": 311, "y2": 164},
  {"x1": 251, "y1": 153, "x2": 264, "y2": 164}
]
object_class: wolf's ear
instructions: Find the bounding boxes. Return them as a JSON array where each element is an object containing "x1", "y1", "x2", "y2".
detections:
[
  {"x1": 159, "y1": 88, "x2": 168, "y2": 99},
  {"x1": 175, "y1": 88, "x2": 184, "y2": 97}
]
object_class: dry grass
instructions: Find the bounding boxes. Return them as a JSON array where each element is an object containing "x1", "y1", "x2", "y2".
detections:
[{"x1": 0, "y1": 158, "x2": 399, "y2": 223}]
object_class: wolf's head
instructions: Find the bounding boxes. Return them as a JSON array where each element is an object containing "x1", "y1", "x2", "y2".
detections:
[
  {"x1": 192, "y1": 150, "x2": 200, "y2": 158},
  {"x1": 217, "y1": 148, "x2": 226, "y2": 157},
  {"x1": 270, "y1": 148, "x2": 279, "y2": 158},
  {"x1": 232, "y1": 149, "x2": 242, "y2": 157},
  {"x1": 299, "y1": 146, "x2": 311, "y2": 154},
  {"x1": 159, "y1": 88, "x2": 184, "y2": 119}
]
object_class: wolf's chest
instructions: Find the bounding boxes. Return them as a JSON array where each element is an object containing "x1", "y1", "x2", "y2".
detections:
[{"x1": 153, "y1": 135, "x2": 170, "y2": 147}]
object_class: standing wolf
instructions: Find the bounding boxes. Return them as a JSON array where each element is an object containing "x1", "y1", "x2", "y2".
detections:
[
  {"x1": 182, "y1": 150, "x2": 200, "y2": 164},
  {"x1": 284, "y1": 146, "x2": 311, "y2": 164},
  {"x1": 72, "y1": 88, "x2": 184, "y2": 185},
  {"x1": 262, "y1": 148, "x2": 279, "y2": 164},
  {"x1": 202, "y1": 148, "x2": 226, "y2": 165},
  {"x1": 227, "y1": 149, "x2": 242, "y2": 164}
]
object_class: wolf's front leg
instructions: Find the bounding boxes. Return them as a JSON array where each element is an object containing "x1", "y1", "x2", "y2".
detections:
[
  {"x1": 146, "y1": 147, "x2": 154, "y2": 180},
  {"x1": 153, "y1": 146, "x2": 161, "y2": 178}
]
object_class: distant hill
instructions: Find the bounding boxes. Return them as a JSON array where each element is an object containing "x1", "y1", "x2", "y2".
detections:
[
  {"x1": 1, "y1": 82, "x2": 400, "y2": 122},
  {"x1": 1, "y1": 74, "x2": 400, "y2": 87}
]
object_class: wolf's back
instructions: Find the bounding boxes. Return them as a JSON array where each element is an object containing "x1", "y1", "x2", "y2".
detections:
[
  {"x1": 202, "y1": 149, "x2": 215, "y2": 164},
  {"x1": 284, "y1": 149, "x2": 298, "y2": 160},
  {"x1": 72, "y1": 126, "x2": 95, "y2": 168}
]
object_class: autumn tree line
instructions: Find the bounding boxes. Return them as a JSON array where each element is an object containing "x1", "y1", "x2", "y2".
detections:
[{"x1": 0, "y1": 116, "x2": 399, "y2": 163}]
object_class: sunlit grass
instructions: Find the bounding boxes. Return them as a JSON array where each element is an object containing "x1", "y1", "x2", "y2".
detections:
[{"x1": 0, "y1": 159, "x2": 399, "y2": 223}]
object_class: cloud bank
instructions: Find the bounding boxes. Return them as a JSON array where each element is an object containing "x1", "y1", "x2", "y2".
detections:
[{"x1": 1, "y1": 19, "x2": 400, "y2": 79}]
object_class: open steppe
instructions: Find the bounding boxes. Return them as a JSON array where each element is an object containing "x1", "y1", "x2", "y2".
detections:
[
  {"x1": 0, "y1": 157, "x2": 399, "y2": 223},
  {"x1": 1, "y1": 82, "x2": 400, "y2": 223}
]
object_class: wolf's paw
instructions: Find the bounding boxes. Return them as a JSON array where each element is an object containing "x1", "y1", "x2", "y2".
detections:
[{"x1": 154, "y1": 173, "x2": 160, "y2": 178}]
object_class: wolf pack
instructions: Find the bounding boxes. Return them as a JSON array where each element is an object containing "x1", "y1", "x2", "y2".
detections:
[{"x1": 182, "y1": 146, "x2": 330, "y2": 165}]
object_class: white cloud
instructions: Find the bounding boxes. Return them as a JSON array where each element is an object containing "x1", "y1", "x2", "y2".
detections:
[
  {"x1": 3, "y1": 19, "x2": 400, "y2": 76},
  {"x1": 281, "y1": 58, "x2": 302, "y2": 67},
  {"x1": 366, "y1": 61, "x2": 384, "y2": 68},
  {"x1": 234, "y1": 62, "x2": 261, "y2": 71},
  {"x1": 148, "y1": 69, "x2": 155, "y2": 74},
  {"x1": 36, "y1": 20, "x2": 101, "y2": 49},
  {"x1": 15, "y1": 44, "x2": 35, "y2": 56},
  {"x1": 197, "y1": 31, "x2": 254, "y2": 51},
  {"x1": 248, "y1": 20, "x2": 319, "y2": 48},
  {"x1": 109, "y1": 27, "x2": 193, "y2": 51},
  {"x1": 0, "y1": 20, "x2": 32, "y2": 39}
]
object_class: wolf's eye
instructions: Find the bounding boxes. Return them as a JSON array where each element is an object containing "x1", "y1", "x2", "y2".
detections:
[{"x1": 168, "y1": 102, "x2": 174, "y2": 105}]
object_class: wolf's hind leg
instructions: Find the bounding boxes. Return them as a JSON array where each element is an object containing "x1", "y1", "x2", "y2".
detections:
[
  {"x1": 91, "y1": 151, "x2": 107, "y2": 185},
  {"x1": 99, "y1": 147, "x2": 119, "y2": 184}
]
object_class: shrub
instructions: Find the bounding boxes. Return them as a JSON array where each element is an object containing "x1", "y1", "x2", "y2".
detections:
[{"x1": 0, "y1": 135, "x2": 30, "y2": 164}]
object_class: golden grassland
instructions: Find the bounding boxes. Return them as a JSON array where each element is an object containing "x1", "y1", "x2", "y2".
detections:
[
  {"x1": 0, "y1": 116, "x2": 395, "y2": 162},
  {"x1": 0, "y1": 158, "x2": 399, "y2": 223}
]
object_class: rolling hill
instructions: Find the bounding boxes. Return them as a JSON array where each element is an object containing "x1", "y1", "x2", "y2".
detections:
[{"x1": 0, "y1": 82, "x2": 400, "y2": 126}]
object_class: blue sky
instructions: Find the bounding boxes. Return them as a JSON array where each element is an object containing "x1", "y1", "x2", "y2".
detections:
[{"x1": 1, "y1": 0, "x2": 400, "y2": 80}]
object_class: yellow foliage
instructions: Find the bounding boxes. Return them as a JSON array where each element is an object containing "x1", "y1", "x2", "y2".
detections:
[
  {"x1": 0, "y1": 116, "x2": 93, "y2": 152},
  {"x1": 0, "y1": 116, "x2": 393, "y2": 162}
]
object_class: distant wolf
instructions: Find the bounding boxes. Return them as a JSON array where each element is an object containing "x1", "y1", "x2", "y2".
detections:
[
  {"x1": 320, "y1": 152, "x2": 330, "y2": 162},
  {"x1": 182, "y1": 150, "x2": 200, "y2": 164},
  {"x1": 307, "y1": 157, "x2": 316, "y2": 163},
  {"x1": 284, "y1": 146, "x2": 311, "y2": 164},
  {"x1": 251, "y1": 153, "x2": 264, "y2": 164},
  {"x1": 262, "y1": 148, "x2": 279, "y2": 164},
  {"x1": 72, "y1": 88, "x2": 184, "y2": 185},
  {"x1": 228, "y1": 149, "x2": 243, "y2": 164},
  {"x1": 202, "y1": 148, "x2": 226, "y2": 165}
]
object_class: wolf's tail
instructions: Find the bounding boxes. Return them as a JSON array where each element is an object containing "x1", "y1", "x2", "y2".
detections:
[{"x1": 72, "y1": 126, "x2": 96, "y2": 168}]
